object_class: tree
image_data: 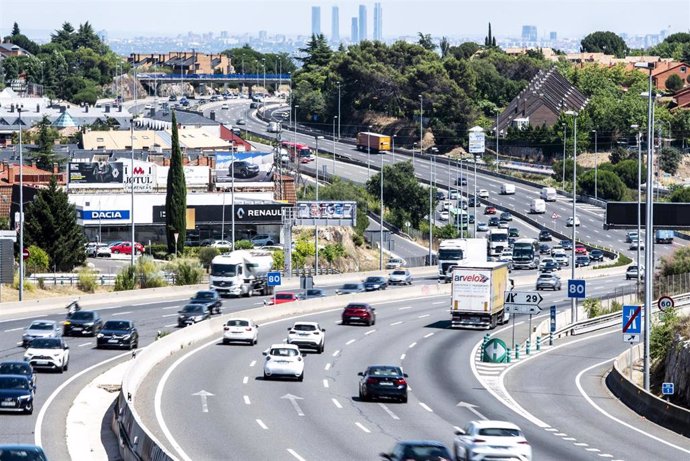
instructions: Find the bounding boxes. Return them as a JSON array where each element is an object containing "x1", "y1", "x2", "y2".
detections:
[
  {"x1": 670, "y1": 186, "x2": 690, "y2": 202},
  {"x1": 24, "y1": 176, "x2": 86, "y2": 271},
  {"x1": 613, "y1": 159, "x2": 646, "y2": 188},
  {"x1": 439, "y1": 37, "x2": 450, "y2": 59},
  {"x1": 580, "y1": 31, "x2": 629, "y2": 58},
  {"x1": 32, "y1": 115, "x2": 59, "y2": 170},
  {"x1": 11, "y1": 22, "x2": 20, "y2": 36},
  {"x1": 577, "y1": 169, "x2": 626, "y2": 200},
  {"x1": 366, "y1": 161, "x2": 431, "y2": 228},
  {"x1": 484, "y1": 23, "x2": 493, "y2": 48},
  {"x1": 165, "y1": 111, "x2": 187, "y2": 254},
  {"x1": 665, "y1": 74, "x2": 683, "y2": 92},
  {"x1": 417, "y1": 33, "x2": 436, "y2": 51},
  {"x1": 659, "y1": 146, "x2": 683, "y2": 175},
  {"x1": 297, "y1": 34, "x2": 333, "y2": 69}
]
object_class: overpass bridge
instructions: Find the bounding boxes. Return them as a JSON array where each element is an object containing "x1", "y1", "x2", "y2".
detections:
[{"x1": 136, "y1": 73, "x2": 291, "y2": 86}]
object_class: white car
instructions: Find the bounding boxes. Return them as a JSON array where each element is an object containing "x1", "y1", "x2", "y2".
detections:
[
  {"x1": 538, "y1": 257, "x2": 559, "y2": 271},
  {"x1": 554, "y1": 253, "x2": 569, "y2": 267},
  {"x1": 211, "y1": 240, "x2": 232, "y2": 248},
  {"x1": 287, "y1": 321, "x2": 326, "y2": 353},
  {"x1": 566, "y1": 216, "x2": 581, "y2": 227},
  {"x1": 24, "y1": 338, "x2": 70, "y2": 373},
  {"x1": 439, "y1": 210, "x2": 449, "y2": 221},
  {"x1": 388, "y1": 269, "x2": 413, "y2": 285},
  {"x1": 629, "y1": 238, "x2": 644, "y2": 250},
  {"x1": 499, "y1": 248, "x2": 513, "y2": 262},
  {"x1": 454, "y1": 420, "x2": 532, "y2": 461},
  {"x1": 263, "y1": 343, "x2": 304, "y2": 381},
  {"x1": 478, "y1": 189, "x2": 489, "y2": 199},
  {"x1": 385, "y1": 257, "x2": 406, "y2": 270},
  {"x1": 223, "y1": 318, "x2": 259, "y2": 345}
]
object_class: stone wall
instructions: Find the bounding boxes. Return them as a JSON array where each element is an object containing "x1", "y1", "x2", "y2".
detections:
[{"x1": 664, "y1": 333, "x2": 690, "y2": 407}]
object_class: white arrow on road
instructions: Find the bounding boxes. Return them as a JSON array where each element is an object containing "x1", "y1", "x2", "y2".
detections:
[
  {"x1": 457, "y1": 401, "x2": 488, "y2": 420},
  {"x1": 192, "y1": 390, "x2": 214, "y2": 413},
  {"x1": 281, "y1": 393, "x2": 305, "y2": 416}
]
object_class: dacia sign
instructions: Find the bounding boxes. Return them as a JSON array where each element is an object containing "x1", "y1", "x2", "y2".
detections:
[{"x1": 80, "y1": 210, "x2": 130, "y2": 221}]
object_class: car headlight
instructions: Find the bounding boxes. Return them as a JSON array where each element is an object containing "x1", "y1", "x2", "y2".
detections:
[
  {"x1": 193, "y1": 316, "x2": 204, "y2": 321},
  {"x1": 18, "y1": 395, "x2": 31, "y2": 400},
  {"x1": 53, "y1": 353, "x2": 62, "y2": 358},
  {"x1": 123, "y1": 335, "x2": 131, "y2": 340},
  {"x1": 97, "y1": 333, "x2": 104, "y2": 338},
  {"x1": 84, "y1": 323, "x2": 94, "y2": 327}
]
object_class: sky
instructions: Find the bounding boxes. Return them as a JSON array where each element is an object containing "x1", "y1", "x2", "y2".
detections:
[{"x1": 0, "y1": 0, "x2": 687, "y2": 40}]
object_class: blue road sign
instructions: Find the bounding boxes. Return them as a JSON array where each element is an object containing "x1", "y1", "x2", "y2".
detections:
[
  {"x1": 662, "y1": 383, "x2": 674, "y2": 395},
  {"x1": 622, "y1": 305, "x2": 642, "y2": 335},
  {"x1": 567, "y1": 279, "x2": 586, "y2": 299},
  {"x1": 550, "y1": 305, "x2": 557, "y2": 333},
  {"x1": 267, "y1": 271, "x2": 282, "y2": 287}
]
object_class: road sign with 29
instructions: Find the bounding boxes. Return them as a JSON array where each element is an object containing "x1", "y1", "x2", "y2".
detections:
[{"x1": 567, "y1": 279, "x2": 586, "y2": 299}]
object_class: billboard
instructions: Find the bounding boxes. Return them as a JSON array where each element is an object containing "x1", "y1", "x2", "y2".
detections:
[
  {"x1": 294, "y1": 201, "x2": 357, "y2": 227},
  {"x1": 153, "y1": 203, "x2": 290, "y2": 224},
  {"x1": 156, "y1": 165, "x2": 211, "y2": 187},
  {"x1": 468, "y1": 131, "x2": 485, "y2": 154},
  {"x1": 215, "y1": 152, "x2": 274, "y2": 184},
  {"x1": 605, "y1": 202, "x2": 690, "y2": 229},
  {"x1": 68, "y1": 162, "x2": 124, "y2": 184}
]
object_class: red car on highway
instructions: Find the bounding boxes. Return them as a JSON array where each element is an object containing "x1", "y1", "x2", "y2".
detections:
[
  {"x1": 341, "y1": 303, "x2": 376, "y2": 326},
  {"x1": 575, "y1": 244, "x2": 588, "y2": 255},
  {"x1": 109, "y1": 241, "x2": 145, "y2": 255},
  {"x1": 267, "y1": 292, "x2": 300, "y2": 305},
  {"x1": 484, "y1": 206, "x2": 497, "y2": 215}
]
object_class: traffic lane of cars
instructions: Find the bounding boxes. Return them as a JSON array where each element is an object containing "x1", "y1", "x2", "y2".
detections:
[{"x1": 505, "y1": 329, "x2": 690, "y2": 461}]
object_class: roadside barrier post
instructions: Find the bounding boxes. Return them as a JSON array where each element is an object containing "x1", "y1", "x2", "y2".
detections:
[
  {"x1": 506, "y1": 348, "x2": 511, "y2": 363},
  {"x1": 526, "y1": 339, "x2": 531, "y2": 355},
  {"x1": 536, "y1": 336, "x2": 541, "y2": 351}
]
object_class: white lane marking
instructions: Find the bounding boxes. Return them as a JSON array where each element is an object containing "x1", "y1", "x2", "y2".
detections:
[
  {"x1": 332, "y1": 350, "x2": 341, "y2": 357},
  {"x1": 332, "y1": 398, "x2": 342, "y2": 409},
  {"x1": 243, "y1": 376, "x2": 248, "y2": 384},
  {"x1": 424, "y1": 332, "x2": 434, "y2": 338},
  {"x1": 249, "y1": 360, "x2": 257, "y2": 367},
  {"x1": 112, "y1": 311, "x2": 133, "y2": 316},
  {"x1": 586, "y1": 448, "x2": 601, "y2": 452},
  {"x1": 323, "y1": 379, "x2": 329, "y2": 388},
  {"x1": 544, "y1": 428, "x2": 558, "y2": 432},
  {"x1": 346, "y1": 339, "x2": 356, "y2": 345},
  {"x1": 598, "y1": 454, "x2": 613, "y2": 458},
  {"x1": 399, "y1": 306, "x2": 412, "y2": 310},
  {"x1": 563, "y1": 437, "x2": 576, "y2": 441},
  {"x1": 409, "y1": 342, "x2": 417, "y2": 349},
  {"x1": 431, "y1": 301, "x2": 445, "y2": 305},
  {"x1": 355, "y1": 422, "x2": 371, "y2": 433},
  {"x1": 324, "y1": 362, "x2": 332, "y2": 371},
  {"x1": 418, "y1": 314, "x2": 430, "y2": 319},
  {"x1": 575, "y1": 357, "x2": 690, "y2": 455},
  {"x1": 400, "y1": 354, "x2": 406, "y2": 360},
  {"x1": 35, "y1": 351, "x2": 130, "y2": 447},
  {"x1": 0, "y1": 314, "x2": 46, "y2": 324},
  {"x1": 419, "y1": 402, "x2": 433, "y2": 412},
  {"x1": 287, "y1": 449, "x2": 306, "y2": 461},
  {"x1": 574, "y1": 442, "x2": 589, "y2": 446},
  {"x1": 390, "y1": 321, "x2": 403, "y2": 326},
  {"x1": 554, "y1": 433, "x2": 567, "y2": 436},
  {"x1": 256, "y1": 419, "x2": 268, "y2": 430},
  {"x1": 164, "y1": 323, "x2": 177, "y2": 328},
  {"x1": 243, "y1": 395, "x2": 251, "y2": 405},
  {"x1": 162, "y1": 306, "x2": 179, "y2": 310},
  {"x1": 365, "y1": 329, "x2": 376, "y2": 335},
  {"x1": 378, "y1": 403, "x2": 400, "y2": 420},
  {"x1": 78, "y1": 342, "x2": 92, "y2": 348},
  {"x1": 4, "y1": 327, "x2": 23, "y2": 332},
  {"x1": 162, "y1": 313, "x2": 178, "y2": 318},
  {"x1": 15, "y1": 342, "x2": 22, "y2": 346}
]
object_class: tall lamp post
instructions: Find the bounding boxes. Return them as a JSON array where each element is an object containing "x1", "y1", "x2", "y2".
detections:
[
  {"x1": 18, "y1": 107, "x2": 24, "y2": 301},
  {"x1": 392, "y1": 134, "x2": 397, "y2": 163},
  {"x1": 293, "y1": 104, "x2": 299, "y2": 149},
  {"x1": 379, "y1": 153, "x2": 384, "y2": 270},
  {"x1": 418, "y1": 95, "x2": 423, "y2": 163},
  {"x1": 592, "y1": 129, "x2": 598, "y2": 201},
  {"x1": 367, "y1": 125, "x2": 372, "y2": 179},
  {"x1": 631, "y1": 124, "x2": 642, "y2": 292},
  {"x1": 564, "y1": 110, "x2": 578, "y2": 324},
  {"x1": 636, "y1": 61, "x2": 655, "y2": 392},
  {"x1": 495, "y1": 109, "x2": 500, "y2": 172},
  {"x1": 336, "y1": 81, "x2": 341, "y2": 140},
  {"x1": 261, "y1": 58, "x2": 266, "y2": 93},
  {"x1": 314, "y1": 135, "x2": 324, "y2": 273},
  {"x1": 332, "y1": 116, "x2": 338, "y2": 175},
  {"x1": 130, "y1": 118, "x2": 135, "y2": 267},
  {"x1": 428, "y1": 155, "x2": 433, "y2": 266},
  {"x1": 562, "y1": 124, "x2": 567, "y2": 190}
]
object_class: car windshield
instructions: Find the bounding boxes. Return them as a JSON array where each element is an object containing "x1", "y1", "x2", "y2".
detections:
[
  {"x1": 103, "y1": 321, "x2": 130, "y2": 330},
  {"x1": 343, "y1": 284, "x2": 360, "y2": 289},
  {"x1": 538, "y1": 275, "x2": 554, "y2": 280},
  {"x1": 29, "y1": 339, "x2": 61, "y2": 349},
  {"x1": 346, "y1": 304, "x2": 368, "y2": 310},
  {"x1": 227, "y1": 320, "x2": 249, "y2": 327},
  {"x1": 211, "y1": 263, "x2": 237, "y2": 277},
  {"x1": 276, "y1": 293, "x2": 294, "y2": 300},
  {"x1": 438, "y1": 249, "x2": 463, "y2": 259},
  {"x1": 392, "y1": 271, "x2": 407, "y2": 276},
  {"x1": 0, "y1": 376, "x2": 30, "y2": 390},
  {"x1": 70, "y1": 312, "x2": 95, "y2": 321},
  {"x1": 182, "y1": 305, "x2": 204, "y2": 313},
  {"x1": 0, "y1": 363, "x2": 30, "y2": 375},
  {"x1": 478, "y1": 427, "x2": 522, "y2": 437},
  {"x1": 306, "y1": 289, "x2": 322, "y2": 296},
  {"x1": 28, "y1": 322, "x2": 54, "y2": 330},
  {"x1": 193, "y1": 292, "x2": 215, "y2": 299},
  {"x1": 270, "y1": 348, "x2": 298, "y2": 357},
  {"x1": 367, "y1": 366, "x2": 403, "y2": 377},
  {"x1": 365, "y1": 277, "x2": 383, "y2": 283},
  {"x1": 397, "y1": 445, "x2": 450, "y2": 460},
  {"x1": 293, "y1": 324, "x2": 316, "y2": 331}
]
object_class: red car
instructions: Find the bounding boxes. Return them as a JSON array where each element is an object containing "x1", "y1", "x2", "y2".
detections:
[
  {"x1": 342, "y1": 303, "x2": 376, "y2": 326},
  {"x1": 484, "y1": 206, "x2": 497, "y2": 215},
  {"x1": 109, "y1": 241, "x2": 145, "y2": 255},
  {"x1": 267, "y1": 292, "x2": 300, "y2": 305},
  {"x1": 575, "y1": 244, "x2": 588, "y2": 255}
]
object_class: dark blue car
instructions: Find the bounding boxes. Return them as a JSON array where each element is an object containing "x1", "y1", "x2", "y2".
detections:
[
  {"x1": 0, "y1": 375, "x2": 34, "y2": 414},
  {"x1": 0, "y1": 445, "x2": 47, "y2": 460}
]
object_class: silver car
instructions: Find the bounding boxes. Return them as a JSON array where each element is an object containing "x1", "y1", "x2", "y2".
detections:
[
  {"x1": 335, "y1": 282, "x2": 365, "y2": 295},
  {"x1": 22, "y1": 320, "x2": 61, "y2": 348},
  {"x1": 388, "y1": 269, "x2": 413, "y2": 286}
]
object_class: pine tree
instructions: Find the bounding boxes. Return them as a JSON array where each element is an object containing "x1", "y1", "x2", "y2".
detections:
[
  {"x1": 24, "y1": 176, "x2": 86, "y2": 271},
  {"x1": 32, "y1": 115, "x2": 59, "y2": 170},
  {"x1": 165, "y1": 111, "x2": 187, "y2": 254},
  {"x1": 485, "y1": 23, "x2": 493, "y2": 47},
  {"x1": 11, "y1": 22, "x2": 20, "y2": 37}
]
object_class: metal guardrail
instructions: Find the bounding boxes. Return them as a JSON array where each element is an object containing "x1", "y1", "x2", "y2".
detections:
[{"x1": 27, "y1": 273, "x2": 179, "y2": 286}]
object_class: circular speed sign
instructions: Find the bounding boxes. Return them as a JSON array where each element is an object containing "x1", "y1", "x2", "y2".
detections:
[{"x1": 658, "y1": 296, "x2": 674, "y2": 312}]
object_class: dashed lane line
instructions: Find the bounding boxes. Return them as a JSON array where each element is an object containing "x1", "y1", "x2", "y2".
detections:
[
  {"x1": 418, "y1": 402, "x2": 433, "y2": 412},
  {"x1": 243, "y1": 376, "x2": 248, "y2": 384},
  {"x1": 400, "y1": 354, "x2": 406, "y2": 360},
  {"x1": 390, "y1": 321, "x2": 403, "y2": 326},
  {"x1": 423, "y1": 333, "x2": 434, "y2": 338},
  {"x1": 323, "y1": 379, "x2": 329, "y2": 388},
  {"x1": 324, "y1": 363, "x2": 332, "y2": 371},
  {"x1": 355, "y1": 422, "x2": 371, "y2": 433},
  {"x1": 378, "y1": 403, "x2": 400, "y2": 420},
  {"x1": 249, "y1": 360, "x2": 257, "y2": 367},
  {"x1": 365, "y1": 330, "x2": 376, "y2": 335},
  {"x1": 243, "y1": 395, "x2": 251, "y2": 405},
  {"x1": 332, "y1": 350, "x2": 341, "y2": 357},
  {"x1": 287, "y1": 449, "x2": 306, "y2": 461},
  {"x1": 256, "y1": 419, "x2": 268, "y2": 430},
  {"x1": 346, "y1": 339, "x2": 356, "y2": 345},
  {"x1": 332, "y1": 398, "x2": 342, "y2": 409}
]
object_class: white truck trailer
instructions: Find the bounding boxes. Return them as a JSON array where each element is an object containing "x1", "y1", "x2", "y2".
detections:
[
  {"x1": 438, "y1": 238, "x2": 488, "y2": 282},
  {"x1": 449, "y1": 261, "x2": 510, "y2": 329},
  {"x1": 209, "y1": 250, "x2": 275, "y2": 297}
]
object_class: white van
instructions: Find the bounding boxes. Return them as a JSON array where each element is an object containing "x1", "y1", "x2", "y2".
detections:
[
  {"x1": 530, "y1": 198, "x2": 546, "y2": 214},
  {"x1": 267, "y1": 122, "x2": 281, "y2": 133},
  {"x1": 500, "y1": 183, "x2": 515, "y2": 195},
  {"x1": 540, "y1": 187, "x2": 557, "y2": 202}
]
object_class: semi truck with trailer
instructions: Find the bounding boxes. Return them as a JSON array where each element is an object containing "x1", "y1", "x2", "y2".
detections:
[
  {"x1": 209, "y1": 250, "x2": 275, "y2": 297},
  {"x1": 438, "y1": 238, "x2": 488, "y2": 282},
  {"x1": 449, "y1": 261, "x2": 510, "y2": 329},
  {"x1": 356, "y1": 132, "x2": 391, "y2": 153},
  {"x1": 655, "y1": 229, "x2": 674, "y2": 244}
]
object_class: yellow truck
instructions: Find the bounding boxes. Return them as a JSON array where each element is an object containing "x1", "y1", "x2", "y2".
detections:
[
  {"x1": 356, "y1": 132, "x2": 391, "y2": 153},
  {"x1": 449, "y1": 261, "x2": 510, "y2": 329}
]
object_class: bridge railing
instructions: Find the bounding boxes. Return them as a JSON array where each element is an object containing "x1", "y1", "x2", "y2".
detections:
[{"x1": 137, "y1": 73, "x2": 291, "y2": 80}]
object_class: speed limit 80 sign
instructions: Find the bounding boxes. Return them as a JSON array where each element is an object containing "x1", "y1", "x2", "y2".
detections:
[
  {"x1": 567, "y1": 279, "x2": 586, "y2": 299},
  {"x1": 658, "y1": 295, "x2": 674, "y2": 312}
]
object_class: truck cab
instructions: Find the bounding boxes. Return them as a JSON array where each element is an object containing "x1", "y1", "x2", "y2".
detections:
[{"x1": 209, "y1": 250, "x2": 274, "y2": 297}]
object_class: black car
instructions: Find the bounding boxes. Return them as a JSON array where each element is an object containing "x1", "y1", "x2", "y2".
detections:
[
  {"x1": 177, "y1": 304, "x2": 211, "y2": 327},
  {"x1": 363, "y1": 276, "x2": 388, "y2": 291},
  {"x1": 230, "y1": 160, "x2": 260, "y2": 178},
  {"x1": 499, "y1": 211, "x2": 513, "y2": 221},
  {"x1": 63, "y1": 310, "x2": 103, "y2": 337},
  {"x1": 468, "y1": 195, "x2": 478, "y2": 207},
  {"x1": 540, "y1": 261, "x2": 560, "y2": 273},
  {"x1": 0, "y1": 375, "x2": 34, "y2": 414},
  {"x1": 0, "y1": 445, "x2": 47, "y2": 460},
  {"x1": 508, "y1": 227, "x2": 520, "y2": 238},
  {"x1": 0, "y1": 362, "x2": 36, "y2": 390},
  {"x1": 561, "y1": 240, "x2": 573, "y2": 251},
  {"x1": 455, "y1": 177, "x2": 467, "y2": 186},
  {"x1": 189, "y1": 290, "x2": 223, "y2": 315},
  {"x1": 589, "y1": 249, "x2": 605, "y2": 262},
  {"x1": 435, "y1": 191, "x2": 445, "y2": 201},
  {"x1": 380, "y1": 441, "x2": 452, "y2": 461},
  {"x1": 358, "y1": 365, "x2": 408, "y2": 402},
  {"x1": 302, "y1": 288, "x2": 325, "y2": 299},
  {"x1": 96, "y1": 320, "x2": 139, "y2": 349},
  {"x1": 575, "y1": 255, "x2": 591, "y2": 267},
  {"x1": 539, "y1": 243, "x2": 551, "y2": 255},
  {"x1": 488, "y1": 217, "x2": 500, "y2": 226},
  {"x1": 538, "y1": 230, "x2": 552, "y2": 241}
]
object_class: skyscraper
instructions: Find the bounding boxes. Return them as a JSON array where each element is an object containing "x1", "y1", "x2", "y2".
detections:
[
  {"x1": 351, "y1": 17, "x2": 359, "y2": 43},
  {"x1": 373, "y1": 3, "x2": 382, "y2": 41},
  {"x1": 312, "y1": 6, "x2": 321, "y2": 36},
  {"x1": 358, "y1": 4, "x2": 367, "y2": 42},
  {"x1": 521, "y1": 25, "x2": 537, "y2": 43},
  {"x1": 549, "y1": 31, "x2": 557, "y2": 41},
  {"x1": 332, "y1": 6, "x2": 340, "y2": 43}
]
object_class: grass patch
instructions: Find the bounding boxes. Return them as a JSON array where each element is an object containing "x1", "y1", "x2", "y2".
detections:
[{"x1": 593, "y1": 253, "x2": 631, "y2": 270}]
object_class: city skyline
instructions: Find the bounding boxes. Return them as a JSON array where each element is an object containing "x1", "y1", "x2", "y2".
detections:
[{"x1": 1, "y1": 0, "x2": 687, "y2": 41}]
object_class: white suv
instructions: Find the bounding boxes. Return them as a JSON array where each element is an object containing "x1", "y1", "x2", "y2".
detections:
[
  {"x1": 24, "y1": 338, "x2": 70, "y2": 373},
  {"x1": 287, "y1": 321, "x2": 326, "y2": 353},
  {"x1": 263, "y1": 344, "x2": 304, "y2": 381}
]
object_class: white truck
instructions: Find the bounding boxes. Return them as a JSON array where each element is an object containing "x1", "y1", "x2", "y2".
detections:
[
  {"x1": 209, "y1": 250, "x2": 275, "y2": 297},
  {"x1": 540, "y1": 187, "x2": 557, "y2": 202},
  {"x1": 438, "y1": 238, "x2": 488, "y2": 282},
  {"x1": 487, "y1": 228, "x2": 509, "y2": 258},
  {"x1": 449, "y1": 262, "x2": 510, "y2": 329},
  {"x1": 500, "y1": 183, "x2": 515, "y2": 195}
]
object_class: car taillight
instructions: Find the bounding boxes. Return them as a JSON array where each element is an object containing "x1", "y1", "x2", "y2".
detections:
[
  {"x1": 366, "y1": 377, "x2": 378, "y2": 385},
  {"x1": 313, "y1": 331, "x2": 319, "y2": 335},
  {"x1": 472, "y1": 438, "x2": 486, "y2": 443},
  {"x1": 245, "y1": 327, "x2": 252, "y2": 331},
  {"x1": 396, "y1": 378, "x2": 406, "y2": 386},
  {"x1": 518, "y1": 441, "x2": 530, "y2": 445},
  {"x1": 224, "y1": 326, "x2": 229, "y2": 330}
]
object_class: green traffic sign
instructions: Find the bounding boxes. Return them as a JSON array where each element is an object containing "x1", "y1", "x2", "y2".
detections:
[{"x1": 482, "y1": 338, "x2": 508, "y2": 363}]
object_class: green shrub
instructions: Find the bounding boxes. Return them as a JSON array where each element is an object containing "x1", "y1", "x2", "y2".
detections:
[
  {"x1": 651, "y1": 308, "x2": 679, "y2": 361},
  {"x1": 114, "y1": 265, "x2": 136, "y2": 291},
  {"x1": 198, "y1": 247, "x2": 220, "y2": 269},
  {"x1": 183, "y1": 247, "x2": 200, "y2": 257},
  {"x1": 610, "y1": 300, "x2": 622, "y2": 313},
  {"x1": 136, "y1": 256, "x2": 166, "y2": 288},
  {"x1": 166, "y1": 258, "x2": 204, "y2": 286},
  {"x1": 593, "y1": 253, "x2": 631, "y2": 270},
  {"x1": 153, "y1": 251, "x2": 169, "y2": 260},
  {"x1": 234, "y1": 240, "x2": 254, "y2": 250},
  {"x1": 25, "y1": 245, "x2": 49, "y2": 275},
  {"x1": 272, "y1": 249, "x2": 285, "y2": 271},
  {"x1": 583, "y1": 298, "x2": 603, "y2": 318},
  {"x1": 77, "y1": 268, "x2": 97, "y2": 293},
  {"x1": 352, "y1": 234, "x2": 364, "y2": 247}
]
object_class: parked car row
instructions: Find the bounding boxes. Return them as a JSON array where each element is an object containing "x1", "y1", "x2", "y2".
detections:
[{"x1": 85, "y1": 241, "x2": 145, "y2": 257}]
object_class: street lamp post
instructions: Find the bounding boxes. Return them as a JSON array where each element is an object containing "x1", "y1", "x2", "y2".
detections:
[
  {"x1": 367, "y1": 125, "x2": 372, "y2": 179},
  {"x1": 130, "y1": 118, "x2": 135, "y2": 267},
  {"x1": 565, "y1": 110, "x2": 578, "y2": 324},
  {"x1": 293, "y1": 104, "x2": 299, "y2": 150},
  {"x1": 495, "y1": 109, "x2": 500, "y2": 172},
  {"x1": 262, "y1": 58, "x2": 266, "y2": 93},
  {"x1": 631, "y1": 125, "x2": 642, "y2": 292},
  {"x1": 379, "y1": 153, "x2": 384, "y2": 270},
  {"x1": 392, "y1": 134, "x2": 397, "y2": 163},
  {"x1": 18, "y1": 107, "x2": 24, "y2": 301},
  {"x1": 562, "y1": 124, "x2": 567, "y2": 190},
  {"x1": 428, "y1": 155, "x2": 433, "y2": 266},
  {"x1": 592, "y1": 130, "x2": 598, "y2": 201},
  {"x1": 418, "y1": 95, "x2": 423, "y2": 163},
  {"x1": 336, "y1": 81, "x2": 341, "y2": 140},
  {"x1": 314, "y1": 135, "x2": 324, "y2": 273},
  {"x1": 332, "y1": 116, "x2": 338, "y2": 175}
]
